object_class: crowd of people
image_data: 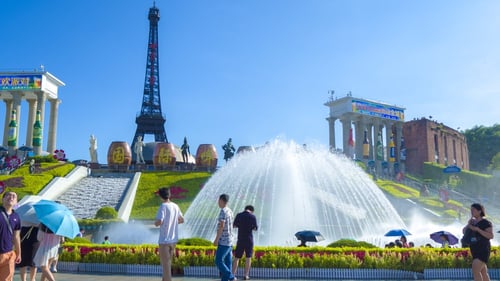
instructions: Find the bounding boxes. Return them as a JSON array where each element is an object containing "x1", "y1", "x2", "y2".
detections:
[
  {"x1": 0, "y1": 189, "x2": 494, "y2": 281},
  {"x1": 0, "y1": 192, "x2": 65, "y2": 281},
  {"x1": 154, "y1": 190, "x2": 258, "y2": 281}
]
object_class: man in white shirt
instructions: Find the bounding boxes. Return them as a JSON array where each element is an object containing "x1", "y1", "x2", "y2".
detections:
[{"x1": 154, "y1": 187, "x2": 184, "y2": 281}]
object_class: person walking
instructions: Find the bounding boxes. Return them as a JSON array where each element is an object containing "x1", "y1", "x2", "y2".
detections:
[
  {"x1": 154, "y1": 187, "x2": 184, "y2": 281},
  {"x1": 213, "y1": 194, "x2": 235, "y2": 281},
  {"x1": 33, "y1": 223, "x2": 62, "y2": 281},
  {"x1": 463, "y1": 203, "x2": 493, "y2": 281},
  {"x1": 17, "y1": 224, "x2": 39, "y2": 281},
  {"x1": 232, "y1": 205, "x2": 258, "y2": 280},
  {"x1": 0, "y1": 191, "x2": 22, "y2": 280}
]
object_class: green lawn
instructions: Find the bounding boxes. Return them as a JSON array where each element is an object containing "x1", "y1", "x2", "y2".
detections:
[{"x1": 129, "y1": 170, "x2": 211, "y2": 219}]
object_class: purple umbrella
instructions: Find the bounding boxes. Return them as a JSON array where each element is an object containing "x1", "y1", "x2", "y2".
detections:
[{"x1": 430, "y1": 231, "x2": 459, "y2": 245}]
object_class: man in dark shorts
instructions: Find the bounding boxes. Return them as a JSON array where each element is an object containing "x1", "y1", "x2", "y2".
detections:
[{"x1": 232, "y1": 205, "x2": 258, "y2": 280}]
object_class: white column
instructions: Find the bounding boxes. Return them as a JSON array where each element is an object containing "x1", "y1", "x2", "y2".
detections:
[
  {"x1": 13, "y1": 94, "x2": 22, "y2": 146},
  {"x1": 366, "y1": 122, "x2": 373, "y2": 160},
  {"x1": 395, "y1": 123, "x2": 403, "y2": 163},
  {"x1": 25, "y1": 99, "x2": 37, "y2": 149},
  {"x1": 3, "y1": 99, "x2": 13, "y2": 147},
  {"x1": 354, "y1": 119, "x2": 364, "y2": 160},
  {"x1": 46, "y1": 99, "x2": 61, "y2": 154},
  {"x1": 36, "y1": 93, "x2": 47, "y2": 154},
  {"x1": 326, "y1": 117, "x2": 337, "y2": 151},
  {"x1": 340, "y1": 118, "x2": 351, "y2": 158}
]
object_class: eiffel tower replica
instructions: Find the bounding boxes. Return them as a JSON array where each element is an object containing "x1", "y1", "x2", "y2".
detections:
[{"x1": 132, "y1": 3, "x2": 167, "y2": 161}]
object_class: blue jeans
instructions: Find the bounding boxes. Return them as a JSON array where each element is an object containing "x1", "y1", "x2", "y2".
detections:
[{"x1": 215, "y1": 245, "x2": 234, "y2": 281}]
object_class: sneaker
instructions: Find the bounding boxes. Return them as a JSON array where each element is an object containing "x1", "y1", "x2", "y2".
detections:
[
  {"x1": 243, "y1": 277, "x2": 250, "y2": 280},
  {"x1": 52, "y1": 268, "x2": 57, "y2": 272}
]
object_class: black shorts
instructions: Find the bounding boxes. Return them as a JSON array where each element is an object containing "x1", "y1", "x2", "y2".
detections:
[{"x1": 234, "y1": 241, "x2": 254, "y2": 258}]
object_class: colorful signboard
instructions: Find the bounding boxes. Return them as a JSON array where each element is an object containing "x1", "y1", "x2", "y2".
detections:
[
  {"x1": 0, "y1": 75, "x2": 42, "y2": 91},
  {"x1": 351, "y1": 99, "x2": 404, "y2": 121}
]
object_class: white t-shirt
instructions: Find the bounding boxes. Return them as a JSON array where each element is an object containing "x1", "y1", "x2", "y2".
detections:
[
  {"x1": 217, "y1": 207, "x2": 233, "y2": 246},
  {"x1": 155, "y1": 201, "x2": 183, "y2": 244}
]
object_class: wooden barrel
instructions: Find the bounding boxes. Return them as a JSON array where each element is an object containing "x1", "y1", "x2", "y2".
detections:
[
  {"x1": 196, "y1": 144, "x2": 218, "y2": 168},
  {"x1": 107, "y1": 141, "x2": 132, "y2": 166},
  {"x1": 237, "y1": 146, "x2": 255, "y2": 154},
  {"x1": 153, "y1": 142, "x2": 176, "y2": 167}
]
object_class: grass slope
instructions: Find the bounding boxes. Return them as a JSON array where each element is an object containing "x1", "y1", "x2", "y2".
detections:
[{"x1": 130, "y1": 171, "x2": 211, "y2": 219}]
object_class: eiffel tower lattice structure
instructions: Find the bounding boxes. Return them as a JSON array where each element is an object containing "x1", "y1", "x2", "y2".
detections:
[{"x1": 132, "y1": 4, "x2": 168, "y2": 159}]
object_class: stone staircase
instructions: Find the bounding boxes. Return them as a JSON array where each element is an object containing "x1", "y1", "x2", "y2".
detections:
[{"x1": 56, "y1": 174, "x2": 133, "y2": 219}]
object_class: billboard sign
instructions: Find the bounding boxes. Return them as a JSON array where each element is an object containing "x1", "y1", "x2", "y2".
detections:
[
  {"x1": 351, "y1": 99, "x2": 404, "y2": 121},
  {"x1": 0, "y1": 75, "x2": 42, "y2": 91}
]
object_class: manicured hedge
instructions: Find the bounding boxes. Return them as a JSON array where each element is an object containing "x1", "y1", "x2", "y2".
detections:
[{"x1": 59, "y1": 243, "x2": 500, "y2": 273}]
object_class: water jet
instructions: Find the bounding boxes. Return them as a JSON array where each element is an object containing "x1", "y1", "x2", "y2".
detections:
[{"x1": 182, "y1": 139, "x2": 408, "y2": 246}]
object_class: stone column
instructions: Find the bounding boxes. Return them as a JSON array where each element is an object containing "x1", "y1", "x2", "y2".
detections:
[
  {"x1": 395, "y1": 123, "x2": 403, "y2": 162},
  {"x1": 13, "y1": 94, "x2": 22, "y2": 145},
  {"x1": 3, "y1": 99, "x2": 13, "y2": 147},
  {"x1": 326, "y1": 117, "x2": 337, "y2": 151},
  {"x1": 46, "y1": 99, "x2": 61, "y2": 154},
  {"x1": 340, "y1": 117, "x2": 351, "y2": 158},
  {"x1": 25, "y1": 99, "x2": 38, "y2": 150},
  {"x1": 36, "y1": 93, "x2": 47, "y2": 154},
  {"x1": 374, "y1": 120, "x2": 383, "y2": 174},
  {"x1": 354, "y1": 118, "x2": 364, "y2": 160},
  {"x1": 385, "y1": 122, "x2": 394, "y2": 175},
  {"x1": 395, "y1": 122, "x2": 404, "y2": 172},
  {"x1": 366, "y1": 122, "x2": 373, "y2": 160}
]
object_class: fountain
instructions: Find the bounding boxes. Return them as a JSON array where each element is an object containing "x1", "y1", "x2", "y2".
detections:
[{"x1": 182, "y1": 139, "x2": 409, "y2": 246}]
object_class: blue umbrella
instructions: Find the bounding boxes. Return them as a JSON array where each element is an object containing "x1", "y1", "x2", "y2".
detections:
[
  {"x1": 443, "y1": 165, "x2": 461, "y2": 173},
  {"x1": 384, "y1": 229, "x2": 412, "y2": 237},
  {"x1": 295, "y1": 230, "x2": 325, "y2": 242},
  {"x1": 15, "y1": 197, "x2": 44, "y2": 225},
  {"x1": 33, "y1": 200, "x2": 79, "y2": 238}
]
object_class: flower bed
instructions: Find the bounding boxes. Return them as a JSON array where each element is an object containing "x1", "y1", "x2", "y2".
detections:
[{"x1": 59, "y1": 243, "x2": 500, "y2": 273}]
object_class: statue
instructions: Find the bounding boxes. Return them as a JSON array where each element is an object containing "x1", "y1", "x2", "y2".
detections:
[
  {"x1": 222, "y1": 138, "x2": 235, "y2": 162},
  {"x1": 134, "y1": 136, "x2": 145, "y2": 164},
  {"x1": 181, "y1": 137, "x2": 190, "y2": 163},
  {"x1": 89, "y1": 135, "x2": 98, "y2": 163}
]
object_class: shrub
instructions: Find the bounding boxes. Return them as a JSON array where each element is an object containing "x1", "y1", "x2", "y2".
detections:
[
  {"x1": 95, "y1": 206, "x2": 118, "y2": 219},
  {"x1": 327, "y1": 239, "x2": 377, "y2": 248},
  {"x1": 177, "y1": 237, "x2": 212, "y2": 246}
]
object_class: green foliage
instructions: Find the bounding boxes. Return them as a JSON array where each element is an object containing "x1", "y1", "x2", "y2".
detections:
[
  {"x1": 59, "y1": 246, "x2": 82, "y2": 262},
  {"x1": 60, "y1": 244, "x2": 492, "y2": 272},
  {"x1": 131, "y1": 171, "x2": 211, "y2": 219},
  {"x1": 327, "y1": 239, "x2": 377, "y2": 248},
  {"x1": 464, "y1": 124, "x2": 500, "y2": 172},
  {"x1": 0, "y1": 163, "x2": 74, "y2": 199},
  {"x1": 94, "y1": 206, "x2": 118, "y2": 219},
  {"x1": 489, "y1": 152, "x2": 500, "y2": 171},
  {"x1": 377, "y1": 180, "x2": 419, "y2": 198},
  {"x1": 177, "y1": 237, "x2": 212, "y2": 246},
  {"x1": 30, "y1": 155, "x2": 58, "y2": 163}
]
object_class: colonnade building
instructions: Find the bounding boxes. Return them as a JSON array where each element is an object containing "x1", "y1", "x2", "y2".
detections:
[
  {"x1": 325, "y1": 94, "x2": 405, "y2": 173},
  {"x1": 0, "y1": 71, "x2": 64, "y2": 156},
  {"x1": 325, "y1": 94, "x2": 470, "y2": 176}
]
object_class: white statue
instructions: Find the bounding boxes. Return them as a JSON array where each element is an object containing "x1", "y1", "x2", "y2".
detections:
[
  {"x1": 134, "y1": 136, "x2": 145, "y2": 164},
  {"x1": 89, "y1": 134, "x2": 98, "y2": 163}
]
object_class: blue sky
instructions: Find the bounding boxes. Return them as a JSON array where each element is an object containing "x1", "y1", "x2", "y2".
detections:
[{"x1": 1, "y1": 1, "x2": 499, "y2": 162}]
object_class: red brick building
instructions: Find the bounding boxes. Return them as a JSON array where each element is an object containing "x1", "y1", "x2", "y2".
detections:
[{"x1": 402, "y1": 118, "x2": 469, "y2": 175}]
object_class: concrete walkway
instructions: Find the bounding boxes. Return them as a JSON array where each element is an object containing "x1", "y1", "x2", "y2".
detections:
[
  {"x1": 11, "y1": 271, "x2": 322, "y2": 281},
  {"x1": 11, "y1": 270, "x2": 470, "y2": 281}
]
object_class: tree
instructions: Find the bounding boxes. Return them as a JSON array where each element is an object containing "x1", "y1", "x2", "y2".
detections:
[
  {"x1": 489, "y1": 152, "x2": 500, "y2": 171},
  {"x1": 464, "y1": 124, "x2": 500, "y2": 172}
]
